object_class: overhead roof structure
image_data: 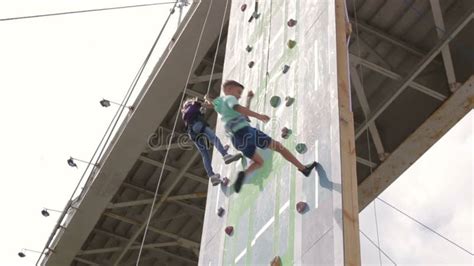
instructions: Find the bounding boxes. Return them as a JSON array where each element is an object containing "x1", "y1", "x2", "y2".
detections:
[{"x1": 38, "y1": 0, "x2": 473, "y2": 265}]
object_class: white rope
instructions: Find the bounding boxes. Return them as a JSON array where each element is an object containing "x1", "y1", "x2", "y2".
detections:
[
  {"x1": 135, "y1": 0, "x2": 220, "y2": 264},
  {"x1": 360, "y1": 229, "x2": 397, "y2": 265},
  {"x1": 373, "y1": 195, "x2": 383, "y2": 265},
  {"x1": 377, "y1": 197, "x2": 474, "y2": 256},
  {"x1": 205, "y1": 0, "x2": 230, "y2": 96},
  {"x1": 263, "y1": 0, "x2": 273, "y2": 116}
]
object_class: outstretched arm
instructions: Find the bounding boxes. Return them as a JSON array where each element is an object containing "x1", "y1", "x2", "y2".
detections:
[{"x1": 234, "y1": 105, "x2": 270, "y2": 123}]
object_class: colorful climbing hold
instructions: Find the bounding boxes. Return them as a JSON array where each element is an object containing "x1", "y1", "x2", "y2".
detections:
[
  {"x1": 296, "y1": 201, "x2": 308, "y2": 214},
  {"x1": 248, "y1": 61, "x2": 255, "y2": 68},
  {"x1": 217, "y1": 207, "x2": 225, "y2": 217},
  {"x1": 225, "y1": 226, "x2": 234, "y2": 236},
  {"x1": 271, "y1": 256, "x2": 282, "y2": 266},
  {"x1": 248, "y1": 12, "x2": 260, "y2": 23},
  {"x1": 246, "y1": 45, "x2": 253, "y2": 53},
  {"x1": 282, "y1": 64, "x2": 290, "y2": 74},
  {"x1": 241, "y1": 4, "x2": 247, "y2": 12},
  {"x1": 287, "y1": 19, "x2": 297, "y2": 27},
  {"x1": 270, "y1": 96, "x2": 281, "y2": 108},
  {"x1": 295, "y1": 143, "x2": 307, "y2": 154},
  {"x1": 248, "y1": 0, "x2": 260, "y2": 22},
  {"x1": 221, "y1": 177, "x2": 230, "y2": 186},
  {"x1": 281, "y1": 127, "x2": 292, "y2": 139},
  {"x1": 287, "y1": 39, "x2": 297, "y2": 49},
  {"x1": 285, "y1": 96, "x2": 295, "y2": 107}
]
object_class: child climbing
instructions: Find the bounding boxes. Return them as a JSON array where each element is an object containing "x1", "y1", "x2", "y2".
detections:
[
  {"x1": 206, "y1": 80, "x2": 318, "y2": 193},
  {"x1": 181, "y1": 97, "x2": 242, "y2": 186}
]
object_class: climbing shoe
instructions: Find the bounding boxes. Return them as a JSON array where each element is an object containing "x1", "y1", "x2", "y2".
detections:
[
  {"x1": 299, "y1": 161, "x2": 318, "y2": 177},
  {"x1": 210, "y1": 174, "x2": 222, "y2": 186},
  {"x1": 285, "y1": 96, "x2": 295, "y2": 107},
  {"x1": 234, "y1": 171, "x2": 246, "y2": 193},
  {"x1": 224, "y1": 153, "x2": 242, "y2": 164}
]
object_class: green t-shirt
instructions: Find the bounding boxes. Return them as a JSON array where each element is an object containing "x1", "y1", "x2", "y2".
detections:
[{"x1": 213, "y1": 95, "x2": 249, "y2": 133}]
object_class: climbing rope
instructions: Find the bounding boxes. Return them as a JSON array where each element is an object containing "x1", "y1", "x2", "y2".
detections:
[
  {"x1": 135, "y1": 0, "x2": 230, "y2": 264},
  {"x1": 0, "y1": 1, "x2": 176, "y2": 22},
  {"x1": 359, "y1": 229, "x2": 397, "y2": 265},
  {"x1": 376, "y1": 197, "x2": 474, "y2": 256}
]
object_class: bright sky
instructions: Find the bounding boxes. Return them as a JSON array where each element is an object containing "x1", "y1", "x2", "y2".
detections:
[
  {"x1": 360, "y1": 110, "x2": 473, "y2": 265},
  {"x1": 0, "y1": 1, "x2": 186, "y2": 265},
  {"x1": 0, "y1": 1, "x2": 472, "y2": 265}
]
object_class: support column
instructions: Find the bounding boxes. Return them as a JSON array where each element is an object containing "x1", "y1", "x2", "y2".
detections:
[{"x1": 336, "y1": 0, "x2": 361, "y2": 264}]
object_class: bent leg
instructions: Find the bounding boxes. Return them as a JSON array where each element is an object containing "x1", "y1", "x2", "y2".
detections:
[
  {"x1": 245, "y1": 152, "x2": 264, "y2": 176},
  {"x1": 269, "y1": 140, "x2": 305, "y2": 170}
]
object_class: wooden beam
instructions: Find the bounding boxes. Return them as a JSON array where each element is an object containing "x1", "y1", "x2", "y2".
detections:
[
  {"x1": 336, "y1": 0, "x2": 361, "y2": 265},
  {"x1": 358, "y1": 76, "x2": 474, "y2": 210}
]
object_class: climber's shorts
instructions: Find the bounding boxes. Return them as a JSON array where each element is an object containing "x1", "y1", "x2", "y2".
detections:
[{"x1": 231, "y1": 126, "x2": 273, "y2": 158}]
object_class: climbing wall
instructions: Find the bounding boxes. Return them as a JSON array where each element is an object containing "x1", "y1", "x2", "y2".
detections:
[{"x1": 200, "y1": 0, "x2": 347, "y2": 264}]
